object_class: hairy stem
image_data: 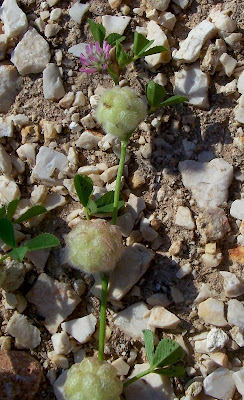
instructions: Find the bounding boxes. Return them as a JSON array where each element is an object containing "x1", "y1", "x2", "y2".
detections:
[
  {"x1": 112, "y1": 140, "x2": 128, "y2": 225},
  {"x1": 123, "y1": 367, "x2": 153, "y2": 388},
  {"x1": 98, "y1": 272, "x2": 109, "y2": 361}
]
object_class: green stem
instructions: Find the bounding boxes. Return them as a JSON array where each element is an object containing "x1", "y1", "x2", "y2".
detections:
[
  {"x1": 84, "y1": 207, "x2": 90, "y2": 221},
  {"x1": 0, "y1": 254, "x2": 8, "y2": 264},
  {"x1": 112, "y1": 140, "x2": 128, "y2": 225},
  {"x1": 98, "y1": 272, "x2": 109, "y2": 361},
  {"x1": 123, "y1": 367, "x2": 153, "y2": 388}
]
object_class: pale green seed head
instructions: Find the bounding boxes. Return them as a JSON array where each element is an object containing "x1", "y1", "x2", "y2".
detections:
[
  {"x1": 96, "y1": 86, "x2": 147, "y2": 141},
  {"x1": 64, "y1": 358, "x2": 123, "y2": 400},
  {"x1": 65, "y1": 219, "x2": 123, "y2": 274}
]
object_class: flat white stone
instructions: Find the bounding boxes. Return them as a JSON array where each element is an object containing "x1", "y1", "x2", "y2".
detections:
[
  {"x1": 27, "y1": 273, "x2": 81, "y2": 334},
  {"x1": 230, "y1": 199, "x2": 244, "y2": 221},
  {"x1": 0, "y1": 117, "x2": 13, "y2": 138},
  {"x1": 198, "y1": 298, "x2": 228, "y2": 327},
  {"x1": 237, "y1": 71, "x2": 244, "y2": 94},
  {"x1": 0, "y1": 65, "x2": 21, "y2": 113},
  {"x1": 206, "y1": 328, "x2": 229, "y2": 352},
  {"x1": 230, "y1": 326, "x2": 244, "y2": 347},
  {"x1": 219, "y1": 53, "x2": 237, "y2": 77},
  {"x1": 179, "y1": 158, "x2": 233, "y2": 209},
  {"x1": 173, "y1": 20, "x2": 217, "y2": 63},
  {"x1": 116, "y1": 212, "x2": 135, "y2": 237},
  {"x1": 209, "y1": 7, "x2": 236, "y2": 34},
  {"x1": 61, "y1": 314, "x2": 97, "y2": 344},
  {"x1": 31, "y1": 146, "x2": 68, "y2": 186},
  {"x1": 6, "y1": 312, "x2": 41, "y2": 349},
  {"x1": 0, "y1": 144, "x2": 12, "y2": 175},
  {"x1": 220, "y1": 271, "x2": 244, "y2": 297},
  {"x1": 158, "y1": 12, "x2": 176, "y2": 30},
  {"x1": 194, "y1": 283, "x2": 215, "y2": 303},
  {"x1": 26, "y1": 248, "x2": 50, "y2": 273},
  {"x1": 0, "y1": 0, "x2": 28, "y2": 38},
  {"x1": 43, "y1": 63, "x2": 65, "y2": 101},
  {"x1": 112, "y1": 357, "x2": 130, "y2": 376},
  {"x1": 125, "y1": 193, "x2": 146, "y2": 220},
  {"x1": 227, "y1": 299, "x2": 244, "y2": 330},
  {"x1": 175, "y1": 206, "x2": 196, "y2": 230},
  {"x1": 75, "y1": 131, "x2": 100, "y2": 150},
  {"x1": 148, "y1": 306, "x2": 180, "y2": 329},
  {"x1": 114, "y1": 302, "x2": 153, "y2": 340},
  {"x1": 102, "y1": 15, "x2": 131, "y2": 35},
  {"x1": 0, "y1": 175, "x2": 20, "y2": 204},
  {"x1": 69, "y1": 2, "x2": 89, "y2": 24},
  {"x1": 11, "y1": 27, "x2": 51, "y2": 75},
  {"x1": 175, "y1": 63, "x2": 209, "y2": 109},
  {"x1": 203, "y1": 367, "x2": 235, "y2": 400},
  {"x1": 68, "y1": 43, "x2": 87, "y2": 58},
  {"x1": 149, "y1": 0, "x2": 170, "y2": 11},
  {"x1": 232, "y1": 368, "x2": 244, "y2": 396},
  {"x1": 145, "y1": 21, "x2": 171, "y2": 68},
  {"x1": 51, "y1": 332, "x2": 70, "y2": 355},
  {"x1": 124, "y1": 362, "x2": 175, "y2": 400}
]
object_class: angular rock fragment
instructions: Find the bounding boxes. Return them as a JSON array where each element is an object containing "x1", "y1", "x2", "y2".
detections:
[
  {"x1": 69, "y1": 2, "x2": 89, "y2": 24},
  {"x1": 201, "y1": 39, "x2": 226, "y2": 75},
  {"x1": 227, "y1": 299, "x2": 244, "y2": 330},
  {"x1": 114, "y1": 302, "x2": 153, "y2": 341},
  {"x1": 31, "y1": 146, "x2": 68, "y2": 186},
  {"x1": 0, "y1": 350, "x2": 43, "y2": 400},
  {"x1": 148, "y1": 306, "x2": 180, "y2": 329},
  {"x1": 179, "y1": 158, "x2": 233, "y2": 208},
  {"x1": 51, "y1": 332, "x2": 70, "y2": 355},
  {"x1": 206, "y1": 328, "x2": 228, "y2": 352},
  {"x1": 0, "y1": 144, "x2": 12, "y2": 175},
  {"x1": 11, "y1": 28, "x2": 51, "y2": 75},
  {"x1": 0, "y1": 0, "x2": 28, "y2": 38},
  {"x1": 76, "y1": 131, "x2": 100, "y2": 150},
  {"x1": 43, "y1": 63, "x2": 65, "y2": 101},
  {"x1": 220, "y1": 271, "x2": 244, "y2": 298},
  {"x1": 229, "y1": 326, "x2": 244, "y2": 347},
  {"x1": 228, "y1": 246, "x2": 244, "y2": 265},
  {"x1": 237, "y1": 71, "x2": 244, "y2": 94},
  {"x1": 230, "y1": 199, "x2": 244, "y2": 220},
  {"x1": 209, "y1": 5, "x2": 237, "y2": 35},
  {"x1": 173, "y1": 20, "x2": 216, "y2": 64},
  {"x1": 203, "y1": 367, "x2": 235, "y2": 400},
  {"x1": 145, "y1": 21, "x2": 171, "y2": 68},
  {"x1": 194, "y1": 283, "x2": 216, "y2": 303},
  {"x1": 196, "y1": 208, "x2": 230, "y2": 242},
  {"x1": 158, "y1": 12, "x2": 176, "y2": 30},
  {"x1": 102, "y1": 15, "x2": 131, "y2": 35},
  {"x1": 0, "y1": 34, "x2": 8, "y2": 60},
  {"x1": 68, "y1": 42, "x2": 87, "y2": 58},
  {"x1": 0, "y1": 65, "x2": 21, "y2": 113},
  {"x1": 108, "y1": 0, "x2": 122, "y2": 9},
  {"x1": 234, "y1": 95, "x2": 244, "y2": 124},
  {"x1": 0, "y1": 176, "x2": 20, "y2": 204},
  {"x1": 0, "y1": 259, "x2": 25, "y2": 292},
  {"x1": 6, "y1": 312, "x2": 41, "y2": 349},
  {"x1": 219, "y1": 53, "x2": 237, "y2": 77},
  {"x1": 232, "y1": 369, "x2": 244, "y2": 397},
  {"x1": 61, "y1": 314, "x2": 97, "y2": 344},
  {"x1": 175, "y1": 206, "x2": 195, "y2": 230},
  {"x1": 175, "y1": 63, "x2": 209, "y2": 109},
  {"x1": 149, "y1": 0, "x2": 170, "y2": 11},
  {"x1": 198, "y1": 298, "x2": 228, "y2": 327},
  {"x1": 27, "y1": 273, "x2": 81, "y2": 334}
]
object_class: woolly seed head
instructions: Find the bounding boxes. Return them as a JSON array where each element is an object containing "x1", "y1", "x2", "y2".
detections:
[{"x1": 96, "y1": 86, "x2": 147, "y2": 141}]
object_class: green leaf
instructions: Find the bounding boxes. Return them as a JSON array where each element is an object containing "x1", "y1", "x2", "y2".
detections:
[
  {"x1": 139, "y1": 45, "x2": 167, "y2": 57},
  {"x1": 0, "y1": 218, "x2": 16, "y2": 248},
  {"x1": 143, "y1": 329, "x2": 154, "y2": 366},
  {"x1": 107, "y1": 65, "x2": 119, "y2": 85},
  {"x1": 0, "y1": 206, "x2": 6, "y2": 219},
  {"x1": 74, "y1": 174, "x2": 93, "y2": 207},
  {"x1": 147, "y1": 81, "x2": 166, "y2": 107},
  {"x1": 9, "y1": 246, "x2": 28, "y2": 262},
  {"x1": 133, "y1": 32, "x2": 154, "y2": 57},
  {"x1": 159, "y1": 95, "x2": 188, "y2": 107},
  {"x1": 152, "y1": 339, "x2": 184, "y2": 368},
  {"x1": 26, "y1": 233, "x2": 60, "y2": 251},
  {"x1": 116, "y1": 42, "x2": 133, "y2": 69},
  {"x1": 96, "y1": 191, "x2": 115, "y2": 208},
  {"x1": 106, "y1": 33, "x2": 125, "y2": 46},
  {"x1": 96, "y1": 200, "x2": 124, "y2": 214},
  {"x1": 14, "y1": 205, "x2": 47, "y2": 224},
  {"x1": 88, "y1": 18, "x2": 106, "y2": 46},
  {"x1": 7, "y1": 198, "x2": 20, "y2": 221},
  {"x1": 154, "y1": 366, "x2": 185, "y2": 377},
  {"x1": 87, "y1": 198, "x2": 98, "y2": 215}
]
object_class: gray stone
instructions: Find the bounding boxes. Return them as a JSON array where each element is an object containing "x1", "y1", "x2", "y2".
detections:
[
  {"x1": 6, "y1": 312, "x2": 41, "y2": 349},
  {"x1": 227, "y1": 299, "x2": 244, "y2": 330},
  {"x1": 196, "y1": 208, "x2": 230, "y2": 242},
  {"x1": 0, "y1": 65, "x2": 21, "y2": 113},
  {"x1": 203, "y1": 368, "x2": 235, "y2": 400},
  {"x1": 0, "y1": 0, "x2": 28, "y2": 38},
  {"x1": 230, "y1": 199, "x2": 244, "y2": 221},
  {"x1": 43, "y1": 63, "x2": 65, "y2": 101}
]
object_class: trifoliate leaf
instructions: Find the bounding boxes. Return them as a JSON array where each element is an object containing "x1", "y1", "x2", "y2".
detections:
[
  {"x1": 74, "y1": 174, "x2": 93, "y2": 207},
  {"x1": 7, "y1": 198, "x2": 20, "y2": 221},
  {"x1": 152, "y1": 339, "x2": 184, "y2": 368},
  {"x1": 147, "y1": 81, "x2": 166, "y2": 107},
  {"x1": 26, "y1": 233, "x2": 60, "y2": 251},
  {"x1": 106, "y1": 33, "x2": 125, "y2": 46},
  {"x1": 143, "y1": 329, "x2": 154, "y2": 365},
  {"x1": 96, "y1": 191, "x2": 115, "y2": 208},
  {"x1": 116, "y1": 42, "x2": 133, "y2": 69},
  {"x1": 14, "y1": 205, "x2": 47, "y2": 224},
  {"x1": 139, "y1": 45, "x2": 167, "y2": 57},
  {"x1": 88, "y1": 18, "x2": 106, "y2": 47},
  {"x1": 133, "y1": 32, "x2": 154, "y2": 57},
  {"x1": 9, "y1": 246, "x2": 28, "y2": 262},
  {"x1": 87, "y1": 199, "x2": 98, "y2": 215},
  {"x1": 0, "y1": 218, "x2": 16, "y2": 248},
  {"x1": 159, "y1": 95, "x2": 188, "y2": 107}
]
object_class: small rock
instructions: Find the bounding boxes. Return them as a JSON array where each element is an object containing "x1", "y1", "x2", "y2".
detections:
[
  {"x1": 114, "y1": 302, "x2": 153, "y2": 341},
  {"x1": 0, "y1": 259, "x2": 25, "y2": 292},
  {"x1": 0, "y1": 350, "x2": 43, "y2": 400},
  {"x1": 148, "y1": 306, "x2": 180, "y2": 329},
  {"x1": 175, "y1": 206, "x2": 195, "y2": 230},
  {"x1": 196, "y1": 208, "x2": 230, "y2": 242},
  {"x1": 116, "y1": 212, "x2": 135, "y2": 237},
  {"x1": 227, "y1": 299, "x2": 244, "y2": 330},
  {"x1": 146, "y1": 293, "x2": 170, "y2": 307},
  {"x1": 50, "y1": 8, "x2": 62, "y2": 21},
  {"x1": 44, "y1": 23, "x2": 60, "y2": 38},
  {"x1": 75, "y1": 130, "x2": 100, "y2": 150},
  {"x1": 140, "y1": 217, "x2": 158, "y2": 242},
  {"x1": 0, "y1": 34, "x2": 7, "y2": 60},
  {"x1": 232, "y1": 368, "x2": 244, "y2": 397},
  {"x1": 206, "y1": 328, "x2": 229, "y2": 352},
  {"x1": 234, "y1": 95, "x2": 244, "y2": 124},
  {"x1": 169, "y1": 240, "x2": 182, "y2": 256},
  {"x1": 80, "y1": 113, "x2": 96, "y2": 129},
  {"x1": 175, "y1": 63, "x2": 209, "y2": 109},
  {"x1": 149, "y1": 0, "x2": 170, "y2": 11},
  {"x1": 74, "y1": 348, "x2": 85, "y2": 364},
  {"x1": 158, "y1": 11, "x2": 176, "y2": 30},
  {"x1": 230, "y1": 326, "x2": 244, "y2": 347},
  {"x1": 0, "y1": 144, "x2": 12, "y2": 175},
  {"x1": 209, "y1": 352, "x2": 229, "y2": 368},
  {"x1": 26, "y1": 248, "x2": 50, "y2": 273},
  {"x1": 11, "y1": 27, "x2": 51, "y2": 75},
  {"x1": 51, "y1": 332, "x2": 70, "y2": 355},
  {"x1": 48, "y1": 351, "x2": 69, "y2": 369},
  {"x1": 112, "y1": 357, "x2": 130, "y2": 376},
  {"x1": 194, "y1": 283, "x2": 216, "y2": 303},
  {"x1": 53, "y1": 370, "x2": 68, "y2": 400},
  {"x1": 125, "y1": 193, "x2": 146, "y2": 220},
  {"x1": 209, "y1": 6, "x2": 236, "y2": 34},
  {"x1": 219, "y1": 53, "x2": 237, "y2": 77},
  {"x1": 0, "y1": 176, "x2": 20, "y2": 203},
  {"x1": 61, "y1": 314, "x2": 97, "y2": 344},
  {"x1": 43, "y1": 63, "x2": 65, "y2": 101},
  {"x1": 179, "y1": 158, "x2": 233, "y2": 209},
  {"x1": 219, "y1": 79, "x2": 237, "y2": 95},
  {"x1": 0, "y1": 65, "x2": 21, "y2": 113},
  {"x1": 198, "y1": 298, "x2": 228, "y2": 327},
  {"x1": 6, "y1": 312, "x2": 41, "y2": 349},
  {"x1": 228, "y1": 246, "x2": 244, "y2": 265},
  {"x1": 201, "y1": 252, "x2": 222, "y2": 269},
  {"x1": 220, "y1": 271, "x2": 244, "y2": 297},
  {"x1": 203, "y1": 367, "x2": 235, "y2": 400},
  {"x1": 176, "y1": 262, "x2": 192, "y2": 279},
  {"x1": 230, "y1": 199, "x2": 244, "y2": 221},
  {"x1": 237, "y1": 71, "x2": 244, "y2": 94},
  {"x1": 173, "y1": 20, "x2": 216, "y2": 64},
  {"x1": 0, "y1": 0, "x2": 28, "y2": 38},
  {"x1": 173, "y1": 0, "x2": 190, "y2": 8},
  {"x1": 27, "y1": 273, "x2": 81, "y2": 334},
  {"x1": 69, "y1": 2, "x2": 89, "y2": 24},
  {"x1": 102, "y1": 15, "x2": 131, "y2": 35},
  {"x1": 145, "y1": 20, "x2": 171, "y2": 68},
  {"x1": 59, "y1": 91, "x2": 74, "y2": 108}
]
